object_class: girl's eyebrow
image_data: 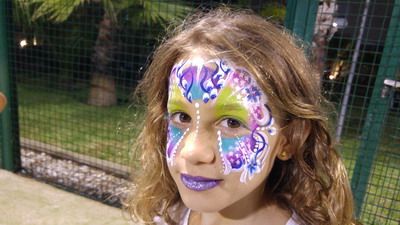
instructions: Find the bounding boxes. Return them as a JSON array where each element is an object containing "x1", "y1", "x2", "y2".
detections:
[
  {"x1": 167, "y1": 99, "x2": 186, "y2": 112},
  {"x1": 214, "y1": 86, "x2": 249, "y2": 122},
  {"x1": 215, "y1": 102, "x2": 247, "y2": 112},
  {"x1": 215, "y1": 102, "x2": 249, "y2": 122}
]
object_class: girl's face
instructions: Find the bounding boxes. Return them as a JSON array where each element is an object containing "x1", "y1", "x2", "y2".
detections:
[{"x1": 166, "y1": 55, "x2": 281, "y2": 212}]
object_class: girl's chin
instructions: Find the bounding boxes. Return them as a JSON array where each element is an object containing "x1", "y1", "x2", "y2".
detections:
[{"x1": 181, "y1": 194, "x2": 226, "y2": 213}]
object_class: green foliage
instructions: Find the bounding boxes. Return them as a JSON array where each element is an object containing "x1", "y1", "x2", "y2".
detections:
[
  {"x1": 28, "y1": 0, "x2": 191, "y2": 27},
  {"x1": 14, "y1": 0, "x2": 191, "y2": 86},
  {"x1": 12, "y1": 0, "x2": 34, "y2": 28},
  {"x1": 235, "y1": 1, "x2": 286, "y2": 24},
  {"x1": 140, "y1": 1, "x2": 191, "y2": 27},
  {"x1": 12, "y1": 0, "x2": 47, "y2": 35},
  {"x1": 259, "y1": 3, "x2": 286, "y2": 23},
  {"x1": 31, "y1": 0, "x2": 87, "y2": 23}
]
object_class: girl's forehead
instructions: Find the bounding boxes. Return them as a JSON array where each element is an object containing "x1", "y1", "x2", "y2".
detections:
[
  {"x1": 168, "y1": 58, "x2": 252, "y2": 99},
  {"x1": 168, "y1": 57, "x2": 270, "y2": 114},
  {"x1": 168, "y1": 57, "x2": 260, "y2": 91}
]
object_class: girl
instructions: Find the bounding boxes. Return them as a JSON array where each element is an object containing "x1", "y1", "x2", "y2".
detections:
[{"x1": 126, "y1": 7, "x2": 355, "y2": 225}]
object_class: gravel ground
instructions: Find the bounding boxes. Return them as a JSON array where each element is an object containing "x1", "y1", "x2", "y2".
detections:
[{"x1": 20, "y1": 149, "x2": 132, "y2": 206}]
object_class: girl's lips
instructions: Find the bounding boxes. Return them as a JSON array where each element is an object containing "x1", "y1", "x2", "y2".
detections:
[{"x1": 180, "y1": 174, "x2": 221, "y2": 191}]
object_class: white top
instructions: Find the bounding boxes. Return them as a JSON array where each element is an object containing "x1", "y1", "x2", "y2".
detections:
[
  {"x1": 284, "y1": 215, "x2": 299, "y2": 225},
  {"x1": 154, "y1": 208, "x2": 300, "y2": 225}
]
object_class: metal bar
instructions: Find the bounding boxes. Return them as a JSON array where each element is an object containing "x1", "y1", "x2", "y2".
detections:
[
  {"x1": 351, "y1": 0, "x2": 400, "y2": 217},
  {"x1": 0, "y1": 0, "x2": 20, "y2": 171},
  {"x1": 304, "y1": 1, "x2": 318, "y2": 44},
  {"x1": 284, "y1": 0, "x2": 296, "y2": 31},
  {"x1": 0, "y1": 0, "x2": 12, "y2": 170},
  {"x1": 284, "y1": 0, "x2": 318, "y2": 44},
  {"x1": 335, "y1": 0, "x2": 370, "y2": 142}
]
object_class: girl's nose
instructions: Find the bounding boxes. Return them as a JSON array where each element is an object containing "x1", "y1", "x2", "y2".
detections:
[{"x1": 179, "y1": 131, "x2": 216, "y2": 164}]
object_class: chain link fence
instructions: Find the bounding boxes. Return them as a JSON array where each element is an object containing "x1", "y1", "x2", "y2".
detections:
[{"x1": 318, "y1": 1, "x2": 399, "y2": 224}]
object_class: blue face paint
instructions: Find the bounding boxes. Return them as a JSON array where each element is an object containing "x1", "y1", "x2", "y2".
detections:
[
  {"x1": 168, "y1": 58, "x2": 277, "y2": 183},
  {"x1": 171, "y1": 60, "x2": 230, "y2": 103},
  {"x1": 166, "y1": 123, "x2": 188, "y2": 166}
]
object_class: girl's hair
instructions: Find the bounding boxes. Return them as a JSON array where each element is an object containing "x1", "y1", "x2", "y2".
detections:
[{"x1": 125, "y1": 7, "x2": 354, "y2": 225}]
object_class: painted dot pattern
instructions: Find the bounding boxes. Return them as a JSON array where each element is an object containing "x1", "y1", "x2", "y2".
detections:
[{"x1": 167, "y1": 58, "x2": 276, "y2": 183}]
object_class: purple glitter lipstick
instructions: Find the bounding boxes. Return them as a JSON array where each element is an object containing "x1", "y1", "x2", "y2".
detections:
[{"x1": 181, "y1": 174, "x2": 221, "y2": 191}]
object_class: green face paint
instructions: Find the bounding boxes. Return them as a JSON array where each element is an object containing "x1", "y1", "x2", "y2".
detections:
[
  {"x1": 214, "y1": 86, "x2": 249, "y2": 129},
  {"x1": 167, "y1": 58, "x2": 276, "y2": 183}
]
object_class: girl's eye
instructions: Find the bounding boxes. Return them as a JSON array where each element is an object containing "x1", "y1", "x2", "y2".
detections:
[
  {"x1": 220, "y1": 118, "x2": 243, "y2": 129},
  {"x1": 170, "y1": 112, "x2": 191, "y2": 124}
]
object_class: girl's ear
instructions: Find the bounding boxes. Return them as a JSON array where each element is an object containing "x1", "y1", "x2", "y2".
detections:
[
  {"x1": 276, "y1": 118, "x2": 311, "y2": 161},
  {"x1": 276, "y1": 135, "x2": 293, "y2": 161}
]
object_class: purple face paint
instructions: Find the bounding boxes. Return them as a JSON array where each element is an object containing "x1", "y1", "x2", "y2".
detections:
[
  {"x1": 170, "y1": 59, "x2": 230, "y2": 103},
  {"x1": 166, "y1": 124, "x2": 189, "y2": 166},
  {"x1": 167, "y1": 58, "x2": 276, "y2": 183}
]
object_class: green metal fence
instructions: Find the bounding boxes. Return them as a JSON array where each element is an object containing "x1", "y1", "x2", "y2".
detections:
[
  {"x1": 312, "y1": 1, "x2": 399, "y2": 224},
  {"x1": 0, "y1": 0, "x2": 20, "y2": 172},
  {"x1": 0, "y1": 0, "x2": 399, "y2": 223}
]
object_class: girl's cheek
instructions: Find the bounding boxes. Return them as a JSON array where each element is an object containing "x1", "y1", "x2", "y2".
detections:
[
  {"x1": 166, "y1": 124, "x2": 188, "y2": 166},
  {"x1": 218, "y1": 133, "x2": 249, "y2": 174},
  {"x1": 222, "y1": 137, "x2": 244, "y2": 169},
  {"x1": 218, "y1": 125, "x2": 271, "y2": 183}
]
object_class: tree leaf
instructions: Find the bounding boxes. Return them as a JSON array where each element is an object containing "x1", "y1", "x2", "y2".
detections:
[{"x1": 31, "y1": 0, "x2": 87, "y2": 23}]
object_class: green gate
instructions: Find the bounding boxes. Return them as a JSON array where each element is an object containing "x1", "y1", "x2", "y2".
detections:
[
  {"x1": 351, "y1": 2, "x2": 400, "y2": 222},
  {"x1": 287, "y1": 1, "x2": 399, "y2": 224}
]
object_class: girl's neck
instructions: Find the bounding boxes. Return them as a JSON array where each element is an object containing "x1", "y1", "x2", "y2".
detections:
[
  {"x1": 189, "y1": 204, "x2": 290, "y2": 225},
  {"x1": 188, "y1": 187, "x2": 291, "y2": 225}
]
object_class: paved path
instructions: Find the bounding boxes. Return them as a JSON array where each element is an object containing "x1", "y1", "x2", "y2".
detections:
[{"x1": 0, "y1": 169, "x2": 138, "y2": 225}]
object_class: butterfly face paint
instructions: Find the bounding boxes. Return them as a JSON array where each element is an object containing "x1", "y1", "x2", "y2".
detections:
[{"x1": 167, "y1": 58, "x2": 276, "y2": 183}]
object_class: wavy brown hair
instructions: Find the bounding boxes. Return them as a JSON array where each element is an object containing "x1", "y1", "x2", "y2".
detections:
[{"x1": 125, "y1": 7, "x2": 354, "y2": 225}]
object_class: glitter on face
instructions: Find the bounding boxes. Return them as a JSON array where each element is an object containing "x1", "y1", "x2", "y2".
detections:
[
  {"x1": 166, "y1": 126, "x2": 189, "y2": 166},
  {"x1": 167, "y1": 58, "x2": 276, "y2": 183},
  {"x1": 170, "y1": 59, "x2": 229, "y2": 103},
  {"x1": 195, "y1": 103, "x2": 200, "y2": 136},
  {"x1": 180, "y1": 174, "x2": 221, "y2": 191}
]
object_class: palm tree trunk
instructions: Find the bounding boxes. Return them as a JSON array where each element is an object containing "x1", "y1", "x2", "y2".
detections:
[{"x1": 88, "y1": 13, "x2": 116, "y2": 106}]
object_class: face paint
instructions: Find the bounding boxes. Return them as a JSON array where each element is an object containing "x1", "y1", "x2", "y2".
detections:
[
  {"x1": 166, "y1": 125, "x2": 189, "y2": 166},
  {"x1": 167, "y1": 58, "x2": 276, "y2": 183},
  {"x1": 170, "y1": 58, "x2": 230, "y2": 103},
  {"x1": 194, "y1": 103, "x2": 200, "y2": 136}
]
